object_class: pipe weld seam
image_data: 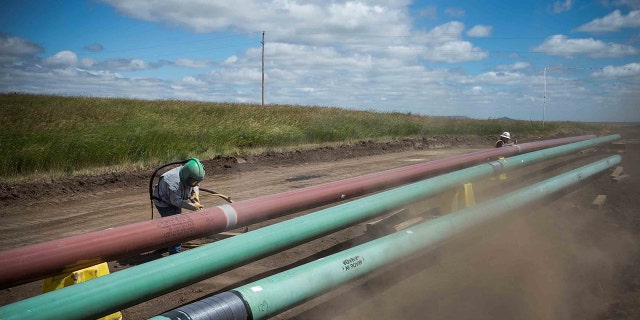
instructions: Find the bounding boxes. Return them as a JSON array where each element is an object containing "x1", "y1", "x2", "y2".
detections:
[{"x1": 219, "y1": 204, "x2": 238, "y2": 230}]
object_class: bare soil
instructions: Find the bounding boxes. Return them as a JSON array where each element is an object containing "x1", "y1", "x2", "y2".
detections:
[{"x1": 1, "y1": 128, "x2": 639, "y2": 320}]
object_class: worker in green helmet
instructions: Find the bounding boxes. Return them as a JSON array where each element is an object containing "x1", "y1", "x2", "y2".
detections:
[{"x1": 152, "y1": 158, "x2": 205, "y2": 254}]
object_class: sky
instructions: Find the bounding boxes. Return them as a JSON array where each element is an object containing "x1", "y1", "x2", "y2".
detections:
[{"x1": 0, "y1": 0, "x2": 639, "y2": 122}]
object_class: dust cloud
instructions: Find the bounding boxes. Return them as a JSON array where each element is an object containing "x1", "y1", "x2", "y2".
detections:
[{"x1": 327, "y1": 203, "x2": 637, "y2": 320}]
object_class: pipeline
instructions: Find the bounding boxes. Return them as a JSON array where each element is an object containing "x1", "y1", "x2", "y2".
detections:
[
  {"x1": 0, "y1": 134, "x2": 599, "y2": 289},
  {"x1": 153, "y1": 155, "x2": 621, "y2": 320},
  {"x1": 0, "y1": 135, "x2": 619, "y2": 320}
]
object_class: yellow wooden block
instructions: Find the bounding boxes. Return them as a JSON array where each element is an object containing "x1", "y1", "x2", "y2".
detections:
[
  {"x1": 463, "y1": 182, "x2": 476, "y2": 207},
  {"x1": 440, "y1": 182, "x2": 476, "y2": 214},
  {"x1": 498, "y1": 157, "x2": 507, "y2": 180},
  {"x1": 43, "y1": 263, "x2": 122, "y2": 320}
]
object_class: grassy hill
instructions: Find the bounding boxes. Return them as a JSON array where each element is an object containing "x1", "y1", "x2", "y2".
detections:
[{"x1": 1, "y1": 93, "x2": 606, "y2": 180}]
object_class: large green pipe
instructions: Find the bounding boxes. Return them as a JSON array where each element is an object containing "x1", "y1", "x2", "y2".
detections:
[
  {"x1": 0, "y1": 135, "x2": 620, "y2": 320},
  {"x1": 154, "y1": 154, "x2": 622, "y2": 320}
]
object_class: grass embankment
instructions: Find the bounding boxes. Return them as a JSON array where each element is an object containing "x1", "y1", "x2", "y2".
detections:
[{"x1": 1, "y1": 94, "x2": 605, "y2": 180}]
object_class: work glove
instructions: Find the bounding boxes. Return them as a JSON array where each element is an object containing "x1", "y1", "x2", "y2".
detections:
[
  {"x1": 190, "y1": 193, "x2": 200, "y2": 203},
  {"x1": 181, "y1": 201, "x2": 204, "y2": 211}
]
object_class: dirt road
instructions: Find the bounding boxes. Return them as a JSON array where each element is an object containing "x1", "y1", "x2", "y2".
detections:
[{"x1": 1, "y1": 128, "x2": 638, "y2": 319}]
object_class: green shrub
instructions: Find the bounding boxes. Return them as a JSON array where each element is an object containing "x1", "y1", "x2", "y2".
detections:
[{"x1": 0, "y1": 94, "x2": 605, "y2": 178}]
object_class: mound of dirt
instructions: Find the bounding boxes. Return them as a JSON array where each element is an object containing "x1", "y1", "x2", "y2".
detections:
[{"x1": 0, "y1": 135, "x2": 491, "y2": 205}]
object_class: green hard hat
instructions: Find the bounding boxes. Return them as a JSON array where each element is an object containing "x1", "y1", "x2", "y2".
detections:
[{"x1": 180, "y1": 158, "x2": 205, "y2": 186}]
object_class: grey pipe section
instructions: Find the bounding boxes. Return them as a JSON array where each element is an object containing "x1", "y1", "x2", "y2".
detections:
[
  {"x1": 154, "y1": 155, "x2": 621, "y2": 320},
  {"x1": 159, "y1": 292, "x2": 247, "y2": 320}
]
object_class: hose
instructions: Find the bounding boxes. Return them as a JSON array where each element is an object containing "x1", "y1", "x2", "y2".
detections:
[
  {"x1": 200, "y1": 187, "x2": 233, "y2": 203},
  {"x1": 149, "y1": 160, "x2": 189, "y2": 220}
]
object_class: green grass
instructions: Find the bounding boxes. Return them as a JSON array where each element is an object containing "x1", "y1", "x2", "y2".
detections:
[{"x1": 0, "y1": 93, "x2": 608, "y2": 180}]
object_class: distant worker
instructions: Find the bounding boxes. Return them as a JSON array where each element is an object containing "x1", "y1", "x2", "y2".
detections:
[
  {"x1": 495, "y1": 131, "x2": 516, "y2": 148},
  {"x1": 152, "y1": 158, "x2": 205, "y2": 254}
]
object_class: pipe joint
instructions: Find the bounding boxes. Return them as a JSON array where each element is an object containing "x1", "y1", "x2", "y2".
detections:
[
  {"x1": 159, "y1": 291, "x2": 248, "y2": 320},
  {"x1": 488, "y1": 160, "x2": 505, "y2": 175}
]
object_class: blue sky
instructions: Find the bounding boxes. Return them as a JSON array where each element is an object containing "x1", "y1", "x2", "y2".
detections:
[{"x1": 1, "y1": 0, "x2": 639, "y2": 122}]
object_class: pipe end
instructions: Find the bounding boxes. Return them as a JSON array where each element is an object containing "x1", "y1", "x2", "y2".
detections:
[{"x1": 159, "y1": 291, "x2": 249, "y2": 320}]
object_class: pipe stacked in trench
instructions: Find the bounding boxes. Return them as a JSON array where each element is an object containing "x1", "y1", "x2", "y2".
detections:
[
  {"x1": 0, "y1": 134, "x2": 620, "y2": 320},
  {"x1": 152, "y1": 154, "x2": 621, "y2": 320},
  {"x1": 0, "y1": 135, "x2": 598, "y2": 289}
]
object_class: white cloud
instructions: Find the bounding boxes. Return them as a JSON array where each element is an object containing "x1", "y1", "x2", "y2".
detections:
[
  {"x1": 99, "y1": 2, "x2": 483, "y2": 64},
  {"x1": 84, "y1": 43, "x2": 104, "y2": 52},
  {"x1": 467, "y1": 25, "x2": 493, "y2": 37},
  {"x1": 417, "y1": 21, "x2": 465, "y2": 42},
  {"x1": 444, "y1": 7, "x2": 465, "y2": 18},
  {"x1": 418, "y1": 5, "x2": 437, "y2": 19},
  {"x1": 44, "y1": 51, "x2": 78, "y2": 67},
  {"x1": 611, "y1": 0, "x2": 640, "y2": 9},
  {"x1": 2, "y1": 1, "x2": 638, "y2": 122},
  {"x1": 223, "y1": 55, "x2": 239, "y2": 65},
  {"x1": 552, "y1": 0, "x2": 574, "y2": 13},
  {"x1": 592, "y1": 62, "x2": 640, "y2": 77},
  {"x1": 100, "y1": 0, "x2": 412, "y2": 46},
  {"x1": 423, "y1": 41, "x2": 488, "y2": 63},
  {"x1": 533, "y1": 34, "x2": 639, "y2": 58},
  {"x1": 179, "y1": 76, "x2": 207, "y2": 86},
  {"x1": 409, "y1": 21, "x2": 488, "y2": 62},
  {"x1": 0, "y1": 34, "x2": 43, "y2": 63},
  {"x1": 473, "y1": 71, "x2": 526, "y2": 85},
  {"x1": 575, "y1": 10, "x2": 640, "y2": 32},
  {"x1": 101, "y1": 58, "x2": 150, "y2": 71},
  {"x1": 80, "y1": 58, "x2": 98, "y2": 68},
  {"x1": 470, "y1": 86, "x2": 483, "y2": 94},
  {"x1": 174, "y1": 59, "x2": 214, "y2": 68},
  {"x1": 497, "y1": 62, "x2": 531, "y2": 71}
]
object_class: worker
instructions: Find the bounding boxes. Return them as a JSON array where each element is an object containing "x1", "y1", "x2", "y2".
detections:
[
  {"x1": 495, "y1": 131, "x2": 516, "y2": 148},
  {"x1": 152, "y1": 158, "x2": 205, "y2": 254}
]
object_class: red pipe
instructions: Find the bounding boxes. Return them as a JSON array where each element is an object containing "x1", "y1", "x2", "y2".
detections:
[{"x1": 0, "y1": 135, "x2": 596, "y2": 289}]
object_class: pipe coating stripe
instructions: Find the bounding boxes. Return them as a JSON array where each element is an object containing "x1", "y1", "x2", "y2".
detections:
[{"x1": 219, "y1": 204, "x2": 238, "y2": 230}]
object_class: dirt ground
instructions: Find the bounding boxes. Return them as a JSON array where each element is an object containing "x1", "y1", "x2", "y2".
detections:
[{"x1": 0, "y1": 127, "x2": 639, "y2": 320}]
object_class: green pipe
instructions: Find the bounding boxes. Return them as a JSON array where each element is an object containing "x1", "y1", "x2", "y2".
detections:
[
  {"x1": 0, "y1": 135, "x2": 620, "y2": 320},
  {"x1": 154, "y1": 154, "x2": 621, "y2": 320}
]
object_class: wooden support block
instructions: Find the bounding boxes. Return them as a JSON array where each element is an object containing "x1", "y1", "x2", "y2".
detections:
[
  {"x1": 610, "y1": 166, "x2": 624, "y2": 179},
  {"x1": 203, "y1": 231, "x2": 244, "y2": 242},
  {"x1": 613, "y1": 174, "x2": 630, "y2": 183},
  {"x1": 393, "y1": 217, "x2": 424, "y2": 232},
  {"x1": 591, "y1": 195, "x2": 607, "y2": 208},
  {"x1": 216, "y1": 232, "x2": 242, "y2": 238},
  {"x1": 611, "y1": 142, "x2": 626, "y2": 150},
  {"x1": 366, "y1": 208, "x2": 406, "y2": 236}
]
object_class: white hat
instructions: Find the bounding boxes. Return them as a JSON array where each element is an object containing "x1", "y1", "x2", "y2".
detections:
[{"x1": 500, "y1": 132, "x2": 511, "y2": 139}]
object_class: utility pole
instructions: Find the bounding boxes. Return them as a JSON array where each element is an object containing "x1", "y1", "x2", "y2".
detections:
[
  {"x1": 261, "y1": 31, "x2": 265, "y2": 106},
  {"x1": 543, "y1": 67, "x2": 546, "y2": 128}
]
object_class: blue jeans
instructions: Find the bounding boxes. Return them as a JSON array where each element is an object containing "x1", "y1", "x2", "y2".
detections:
[{"x1": 155, "y1": 205, "x2": 182, "y2": 254}]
